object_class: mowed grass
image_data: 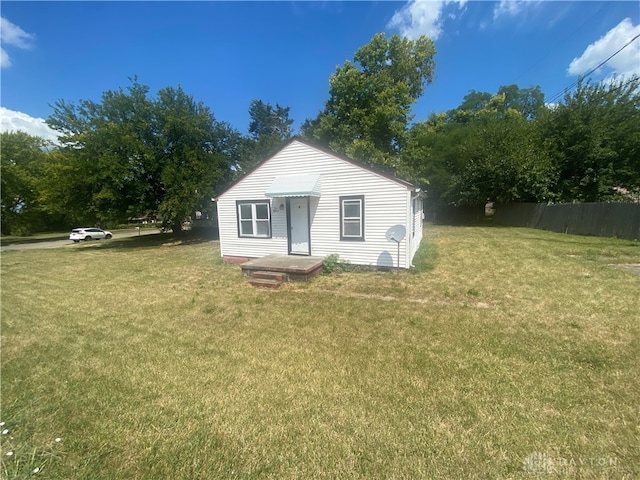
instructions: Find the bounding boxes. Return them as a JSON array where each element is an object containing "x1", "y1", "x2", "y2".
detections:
[{"x1": 1, "y1": 226, "x2": 638, "y2": 479}]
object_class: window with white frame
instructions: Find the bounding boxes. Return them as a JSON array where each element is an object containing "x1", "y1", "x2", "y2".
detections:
[
  {"x1": 340, "y1": 195, "x2": 364, "y2": 241},
  {"x1": 236, "y1": 200, "x2": 271, "y2": 238}
]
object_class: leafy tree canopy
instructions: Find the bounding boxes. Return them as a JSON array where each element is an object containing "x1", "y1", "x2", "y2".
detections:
[
  {"x1": 47, "y1": 78, "x2": 240, "y2": 233},
  {"x1": 448, "y1": 85, "x2": 545, "y2": 123},
  {"x1": 405, "y1": 77, "x2": 638, "y2": 207},
  {"x1": 537, "y1": 75, "x2": 640, "y2": 202},
  {"x1": 302, "y1": 33, "x2": 436, "y2": 170},
  {"x1": 0, "y1": 132, "x2": 51, "y2": 235},
  {"x1": 407, "y1": 109, "x2": 553, "y2": 207},
  {"x1": 237, "y1": 99, "x2": 294, "y2": 175},
  {"x1": 248, "y1": 100, "x2": 293, "y2": 140},
  {"x1": 405, "y1": 86, "x2": 552, "y2": 207}
]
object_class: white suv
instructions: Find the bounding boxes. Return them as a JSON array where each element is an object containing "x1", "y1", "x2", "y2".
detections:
[{"x1": 69, "y1": 228, "x2": 113, "y2": 243}]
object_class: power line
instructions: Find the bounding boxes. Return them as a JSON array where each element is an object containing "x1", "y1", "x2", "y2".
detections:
[{"x1": 547, "y1": 32, "x2": 640, "y2": 105}]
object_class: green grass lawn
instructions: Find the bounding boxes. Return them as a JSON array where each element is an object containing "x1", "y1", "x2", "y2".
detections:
[{"x1": 1, "y1": 226, "x2": 638, "y2": 479}]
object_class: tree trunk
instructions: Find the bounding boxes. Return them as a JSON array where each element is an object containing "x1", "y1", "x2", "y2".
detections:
[{"x1": 172, "y1": 218, "x2": 183, "y2": 237}]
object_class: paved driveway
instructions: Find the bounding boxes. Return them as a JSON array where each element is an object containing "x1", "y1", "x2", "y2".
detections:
[{"x1": 0, "y1": 229, "x2": 161, "y2": 252}]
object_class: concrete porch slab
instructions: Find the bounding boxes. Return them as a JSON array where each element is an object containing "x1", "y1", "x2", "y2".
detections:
[{"x1": 241, "y1": 254, "x2": 324, "y2": 281}]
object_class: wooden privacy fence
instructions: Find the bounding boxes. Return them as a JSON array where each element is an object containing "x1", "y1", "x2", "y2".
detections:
[
  {"x1": 493, "y1": 202, "x2": 640, "y2": 241},
  {"x1": 429, "y1": 205, "x2": 486, "y2": 225}
]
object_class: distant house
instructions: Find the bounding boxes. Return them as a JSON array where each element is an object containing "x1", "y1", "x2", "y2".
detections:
[{"x1": 215, "y1": 137, "x2": 424, "y2": 269}]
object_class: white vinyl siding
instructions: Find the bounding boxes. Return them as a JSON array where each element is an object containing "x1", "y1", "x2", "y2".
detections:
[{"x1": 217, "y1": 140, "x2": 423, "y2": 268}]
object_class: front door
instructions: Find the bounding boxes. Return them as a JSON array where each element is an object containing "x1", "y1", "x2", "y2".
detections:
[{"x1": 288, "y1": 197, "x2": 310, "y2": 255}]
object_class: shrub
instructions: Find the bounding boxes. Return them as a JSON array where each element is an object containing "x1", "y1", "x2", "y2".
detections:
[
  {"x1": 322, "y1": 254, "x2": 344, "y2": 274},
  {"x1": 322, "y1": 254, "x2": 377, "y2": 274}
]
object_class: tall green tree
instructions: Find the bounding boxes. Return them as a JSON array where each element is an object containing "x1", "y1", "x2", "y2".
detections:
[
  {"x1": 405, "y1": 90, "x2": 553, "y2": 206},
  {"x1": 302, "y1": 33, "x2": 436, "y2": 169},
  {"x1": 403, "y1": 112, "x2": 460, "y2": 203},
  {"x1": 153, "y1": 85, "x2": 234, "y2": 233},
  {"x1": 448, "y1": 110, "x2": 553, "y2": 205},
  {"x1": 36, "y1": 148, "x2": 96, "y2": 228},
  {"x1": 248, "y1": 100, "x2": 293, "y2": 140},
  {"x1": 448, "y1": 85, "x2": 545, "y2": 123},
  {"x1": 238, "y1": 100, "x2": 293, "y2": 174},
  {"x1": 497, "y1": 84, "x2": 545, "y2": 121},
  {"x1": 47, "y1": 79, "x2": 239, "y2": 233},
  {"x1": 537, "y1": 76, "x2": 640, "y2": 202},
  {"x1": 447, "y1": 90, "x2": 493, "y2": 123},
  {"x1": 0, "y1": 132, "x2": 50, "y2": 234},
  {"x1": 48, "y1": 80, "x2": 157, "y2": 224}
]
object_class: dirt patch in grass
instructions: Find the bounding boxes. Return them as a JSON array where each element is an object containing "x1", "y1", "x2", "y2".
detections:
[
  {"x1": 295, "y1": 287, "x2": 493, "y2": 308},
  {"x1": 613, "y1": 263, "x2": 640, "y2": 275}
]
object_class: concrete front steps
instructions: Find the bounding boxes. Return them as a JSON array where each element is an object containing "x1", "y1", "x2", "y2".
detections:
[{"x1": 248, "y1": 270, "x2": 286, "y2": 289}]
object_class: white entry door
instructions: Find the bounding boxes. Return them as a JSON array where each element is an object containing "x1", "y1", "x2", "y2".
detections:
[{"x1": 289, "y1": 197, "x2": 310, "y2": 255}]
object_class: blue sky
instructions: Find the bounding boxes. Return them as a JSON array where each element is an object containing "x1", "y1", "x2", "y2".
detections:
[{"x1": 1, "y1": 1, "x2": 638, "y2": 142}]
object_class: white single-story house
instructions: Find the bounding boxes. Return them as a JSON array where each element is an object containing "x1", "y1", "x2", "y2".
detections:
[{"x1": 215, "y1": 137, "x2": 424, "y2": 269}]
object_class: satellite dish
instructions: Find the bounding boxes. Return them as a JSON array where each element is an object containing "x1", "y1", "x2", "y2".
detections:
[
  {"x1": 386, "y1": 225, "x2": 406, "y2": 243},
  {"x1": 385, "y1": 225, "x2": 406, "y2": 272}
]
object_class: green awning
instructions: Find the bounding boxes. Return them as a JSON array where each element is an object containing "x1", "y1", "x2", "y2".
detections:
[{"x1": 265, "y1": 174, "x2": 321, "y2": 198}]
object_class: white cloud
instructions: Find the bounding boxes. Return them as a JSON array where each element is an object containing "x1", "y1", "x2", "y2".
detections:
[
  {"x1": 568, "y1": 18, "x2": 640, "y2": 79},
  {"x1": 387, "y1": 0, "x2": 467, "y2": 40},
  {"x1": 0, "y1": 107, "x2": 60, "y2": 143},
  {"x1": 1, "y1": 17, "x2": 34, "y2": 48},
  {"x1": 0, "y1": 47, "x2": 10, "y2": 68},
  {"x1": 493, "y1": 0, "x2": 542, "y2": 20},
  {"x1": 0, "y1": 17, "x2": 35, "y2": 68}
]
